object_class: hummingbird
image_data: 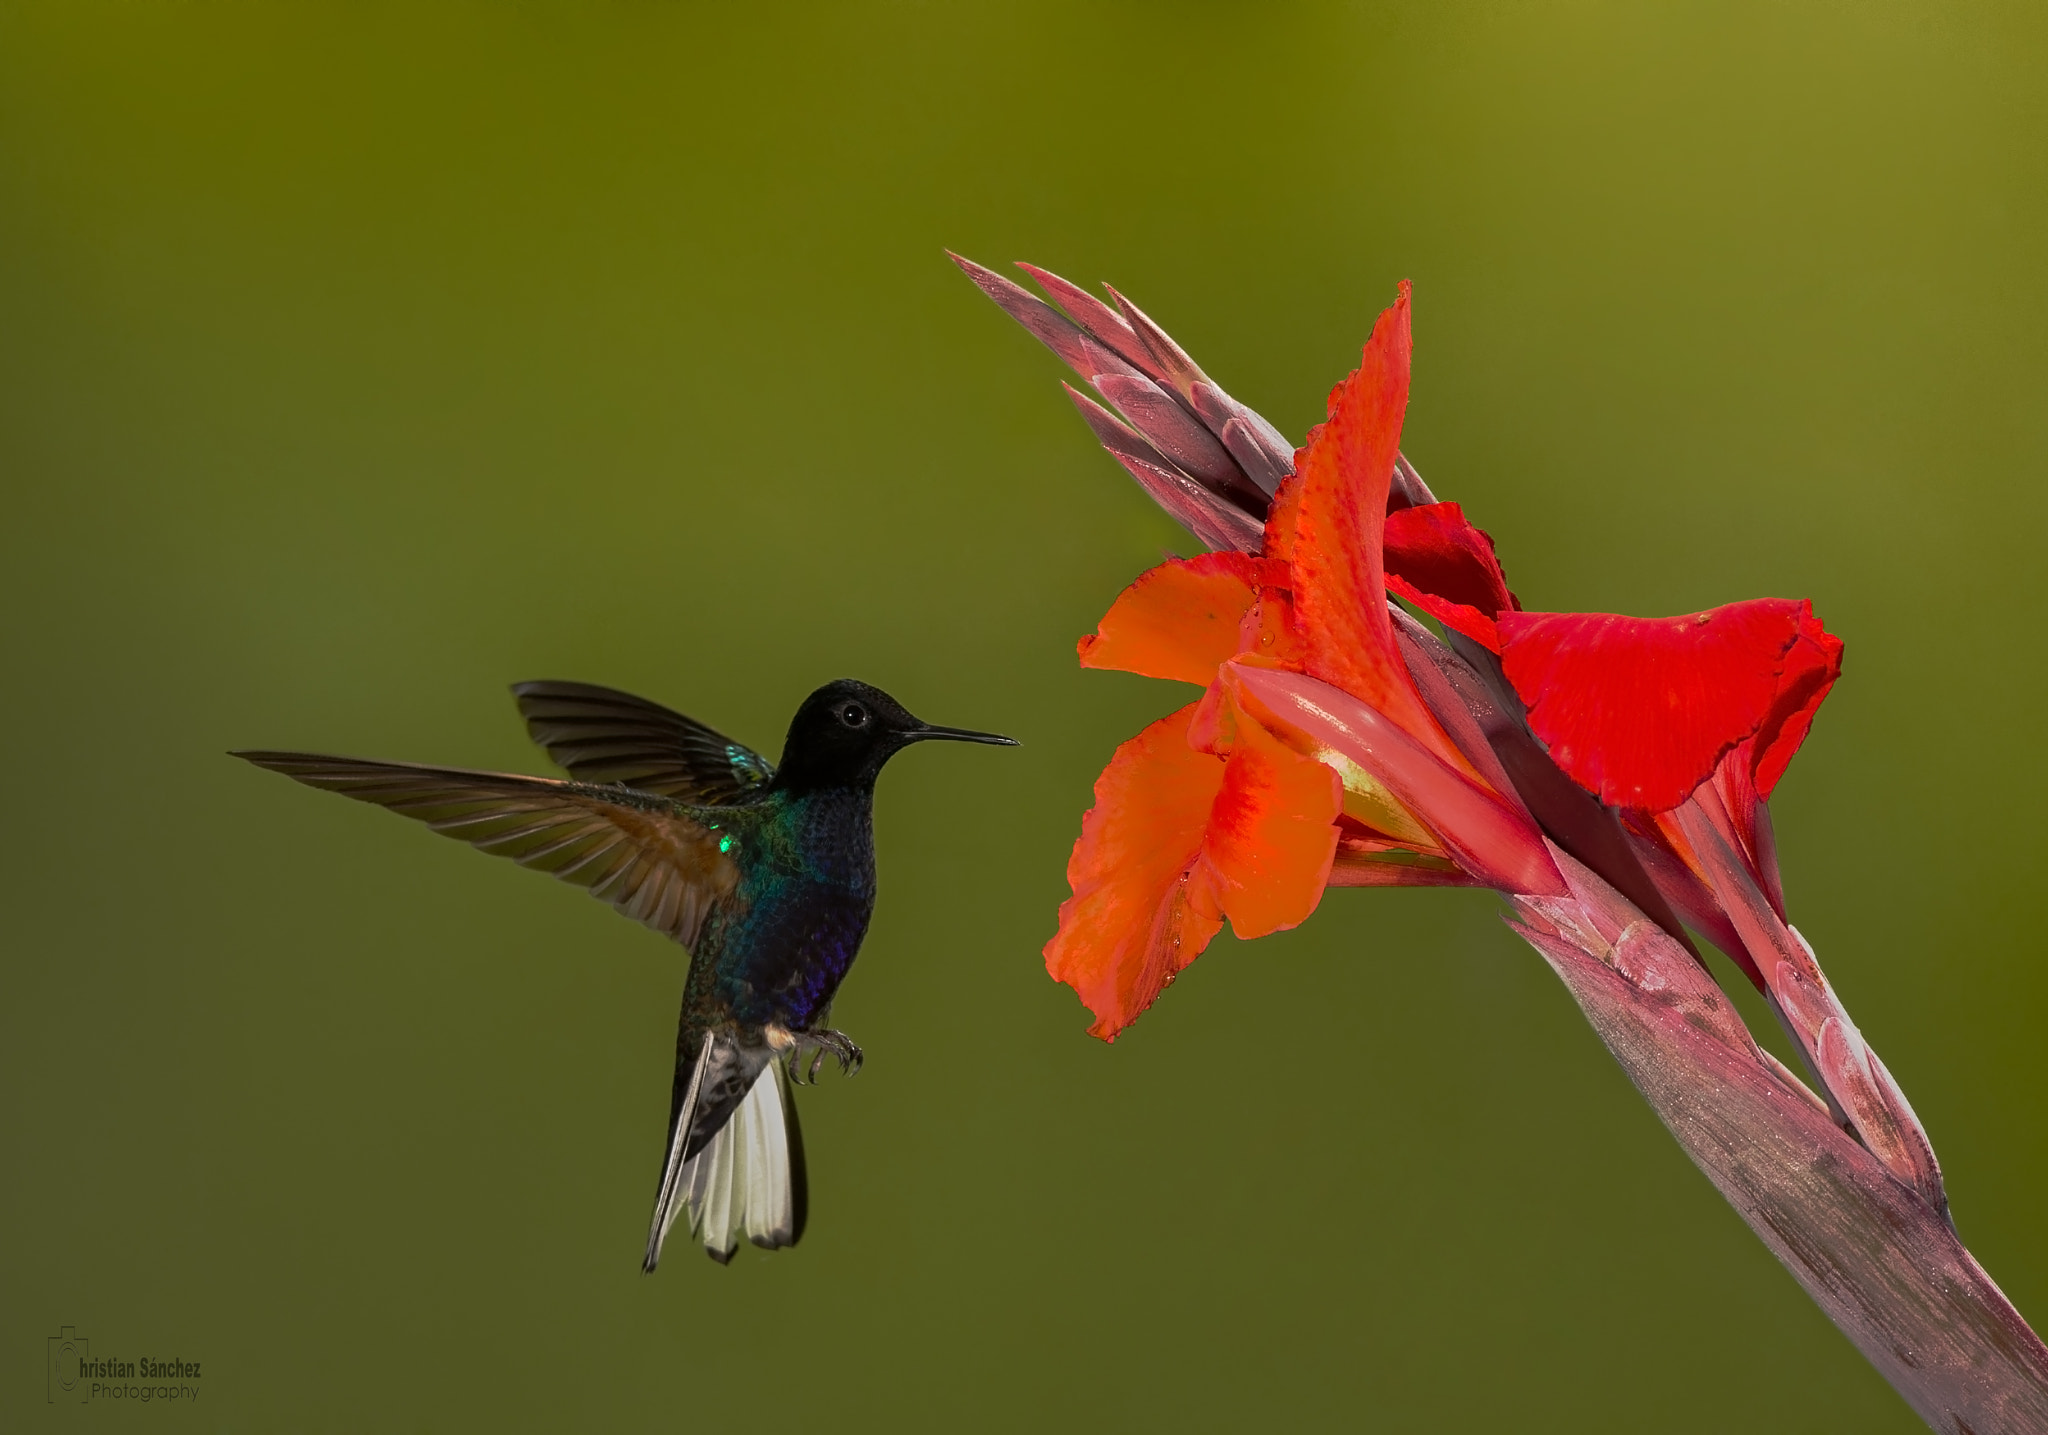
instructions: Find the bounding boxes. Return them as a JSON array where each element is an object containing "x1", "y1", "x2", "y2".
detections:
[{"x1": 234, "y1": 678, "x2": 1016, "y2": 1267}]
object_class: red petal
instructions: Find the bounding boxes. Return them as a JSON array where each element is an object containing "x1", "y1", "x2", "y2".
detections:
[
  {"x1": 1078, "y1": 552, "x2": 1262, "y2": 684},
  {"x1": 1044, "y1": 704, "x2": 1226, "y2": 1041},
  {"x1": 1200, "y1": 713, "x2": 1342, "y2": 937},
  {"x1": 1497, "y1": 599, "x2": 1832, "y2": 812},
  {"x1": 1261, "y1": 283, "x2": 1464, "y2": 769},
  {"x1": 1381, "y1": 501, "x2": 1519, "y2": 652},
  {"x1": 1750, "y1": 616, "x2": 1843, "y2": 798}
]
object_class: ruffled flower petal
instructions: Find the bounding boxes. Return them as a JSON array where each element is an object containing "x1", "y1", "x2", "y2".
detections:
[
  {"x1": 1381, "y1": 501, "x2": 1519, "y2": 652},
  {"x1": 1078, "y1": 552, "x2": 1263, "y2": 684},
  {"x1": 1044, "y1": 704, "x2": 1226, "y2": 1041},
  {"x1": 1750, "y1": 615, "x2": 1843, "y2": 799},
  {"x1": 1496, "y1": 598, "x2": 1840, "y2": 812},
  {"x1": 1261, "y1": 283, "x2": 1466, "y2": 770},
  {"x1": 1197, "y1": 711, "x2": 1343, "y2": 939},
  {"x1": 1043, "y1": 697, "x2": 1345, "y2": 1040}
]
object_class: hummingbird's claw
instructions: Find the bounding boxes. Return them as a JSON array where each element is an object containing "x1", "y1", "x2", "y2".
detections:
[{"x1": 782, "y1": 1027, "x2": 863, "y2": 1084}]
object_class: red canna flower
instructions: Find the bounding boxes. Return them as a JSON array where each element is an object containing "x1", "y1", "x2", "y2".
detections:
[
  {"x1": 961, "y1": 254, "x2": 2048, "y2": 1425},
  {"x1": 1009, "y1": 269, "x2": 1855, "y2": 1063},
  {"x1": 1044, "y1": 285, "x2": 1565, "y2": 1038}
]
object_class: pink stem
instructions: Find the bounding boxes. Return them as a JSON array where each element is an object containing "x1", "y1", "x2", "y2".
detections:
[{"x1": 1511, "y1": 880, "x2": 2048, "y2": 1432}]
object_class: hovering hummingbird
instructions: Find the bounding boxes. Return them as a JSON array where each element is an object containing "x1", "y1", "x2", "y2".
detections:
[{"x1": 234, "y1": 678, "x2": 1016, "y2": 1266}]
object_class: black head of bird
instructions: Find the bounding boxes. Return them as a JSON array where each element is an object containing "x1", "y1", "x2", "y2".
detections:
[
  {"x1": 771, "y1": 678, "x2": 1018, "y2": 794},
  {"x1": 233, "y1": 676, "x2": 1015, "y2": 1267}
]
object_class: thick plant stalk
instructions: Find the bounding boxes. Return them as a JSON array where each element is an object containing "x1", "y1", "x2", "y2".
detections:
[
  {"x1": 1510, "y1": 864, "x2": 2048, "y2": 1433},
  {"x1": 1664, "y1": 796, "x2": 1951, "y2": 1216}
]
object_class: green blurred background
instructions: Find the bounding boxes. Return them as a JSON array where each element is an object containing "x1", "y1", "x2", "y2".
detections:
[{"x1": 4, "y1": 2, "x2": 2044, "y2": 1429}]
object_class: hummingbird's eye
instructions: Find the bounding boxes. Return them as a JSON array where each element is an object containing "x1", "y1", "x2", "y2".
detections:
[{"x1": 839, "y1": 702, "x2": 870, "y2": 728}]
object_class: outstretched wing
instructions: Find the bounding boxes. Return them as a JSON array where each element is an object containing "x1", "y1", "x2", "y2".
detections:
[
  {"x1": 234, "y1": 752, "x2": 741, "y2": 949},
  {"x1": 511, "y1": 680, "x2": 775, "y2": 804}
]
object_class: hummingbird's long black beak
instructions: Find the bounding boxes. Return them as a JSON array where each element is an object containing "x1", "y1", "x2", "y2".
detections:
[{"x1": 910, "y1": 724, "x2": 1019, "y2": 747}]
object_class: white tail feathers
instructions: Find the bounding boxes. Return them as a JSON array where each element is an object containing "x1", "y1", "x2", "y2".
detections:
[{"x1": 645, "y1": 1040, "x2": 806, "y2": 1268}]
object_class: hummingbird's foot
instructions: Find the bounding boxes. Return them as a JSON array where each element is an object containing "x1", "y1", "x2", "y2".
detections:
[{"x1": 782, "y1": 1028, "x2": 863, "y2": 1085}]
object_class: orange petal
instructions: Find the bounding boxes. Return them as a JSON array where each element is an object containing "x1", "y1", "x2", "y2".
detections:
[
  {"x1": 1078, "y1": 552, "x2": 1262, "y2": 684},
  {"x1": 1201, "y1": 713, "x2": 1342, "y2": 937},
  {"x1": 1262, "y1": 284, "x2": 1473, "y2": 776},
  {"x1": 1240, "y1": 567, "x2": 1313, "y2": 672},
  {"x1": 1044, "y1": 704, "x2": 1228, "y2": 1041},
  {"x1": 1044, "y1": 695, "x2": 1347, "y2": 1040}
]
